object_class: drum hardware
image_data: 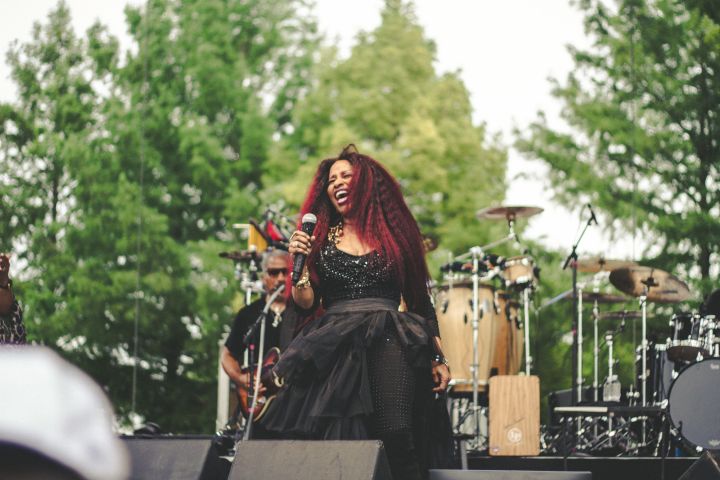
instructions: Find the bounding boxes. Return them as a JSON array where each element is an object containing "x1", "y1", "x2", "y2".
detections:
[
  {"x1": 607, "y1": 268, "x2": 691, "y2": 405},
  {"x1": 599, "y1": 310, "x2": 647, "y2": 319},
  {"x1": 561, "y1": 204, "x2": 597, "y2": 407},
  {"x1": 438, "y1": 246, "x2": 492, "y2": 449},
  {"x1": 603, "y1": 331, "x2": 622, "y2": 403},
  {"x1": 442, "y1": 205, "x2": 543, "y2": 451}
]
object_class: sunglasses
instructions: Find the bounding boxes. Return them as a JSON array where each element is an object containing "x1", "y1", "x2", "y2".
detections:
[{"x1": 266, "y1": 268, "x2": 287, "y2": 277}]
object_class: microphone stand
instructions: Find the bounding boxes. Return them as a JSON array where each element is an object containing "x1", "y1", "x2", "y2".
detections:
[
  {"x1": 562, "y1": 211, "x2": 595, "y2": 407},
  {"x1": 242, "y1": 284, "x2": 285, "y2": 441}
]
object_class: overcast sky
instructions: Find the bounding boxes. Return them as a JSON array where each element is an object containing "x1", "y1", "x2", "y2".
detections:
[{"x1": 0, "y1": 0, "x2": 637, "y2": 260}]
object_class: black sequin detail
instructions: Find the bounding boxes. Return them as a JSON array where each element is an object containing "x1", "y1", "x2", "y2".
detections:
[
  {"x1": 318, "y1": 243, "x2": 399, "y2": 306},
  {"x1": 315, "y1": 242, "x2": 440, "y2": 337}
]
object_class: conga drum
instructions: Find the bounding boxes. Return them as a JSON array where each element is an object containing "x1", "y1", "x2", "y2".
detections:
[
  {"x1": 491, "y1": 293, "x2": 524, "y2": 375},
  {"x1": 435, "y1": 282, "x2": 499, "y2": 392}
]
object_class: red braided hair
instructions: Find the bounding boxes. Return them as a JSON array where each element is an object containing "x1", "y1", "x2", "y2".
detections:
[{"x1": 295, "y1": 144, "x2": 432, "y2": 313}]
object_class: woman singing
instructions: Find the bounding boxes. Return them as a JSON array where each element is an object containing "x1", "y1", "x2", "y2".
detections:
[{"x1": 261, "y1": 145, "x2": 452, "y2": 479}]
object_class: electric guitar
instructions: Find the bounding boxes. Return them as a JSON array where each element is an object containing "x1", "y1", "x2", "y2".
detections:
[{"x1": 236, "y1": 347, "x2": 281, "y2": 421}]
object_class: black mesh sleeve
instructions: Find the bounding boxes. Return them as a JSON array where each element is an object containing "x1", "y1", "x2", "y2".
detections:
[{"x1": 412, "y1": 289, "x2": 440, "y2": 338}]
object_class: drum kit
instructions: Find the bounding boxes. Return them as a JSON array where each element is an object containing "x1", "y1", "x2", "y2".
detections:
[
  {"x1": 436, "y1": 205, "x2": 541, "y2": 451},
  {"x1": 437, "y1": 205, "x2": 720, "y2": 456}
]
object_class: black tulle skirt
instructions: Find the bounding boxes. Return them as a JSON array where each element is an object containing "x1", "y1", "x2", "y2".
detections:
[{"x1": 260, "y1": 297, "x2": 454, "y2": 467}]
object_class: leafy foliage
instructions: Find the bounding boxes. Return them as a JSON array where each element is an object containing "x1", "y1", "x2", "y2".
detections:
[
  {"x1": 1, "y1": 0, "x2": 318, "y2": 432},
  {"x1": 265, "y1": 0, "x2": 509, "y2": 272},
  {"x1": 517, "y1": 0, "x2": 720, "y2": 294}
]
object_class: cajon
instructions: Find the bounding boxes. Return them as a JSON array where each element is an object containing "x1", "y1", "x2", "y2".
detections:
[{"x1": 488, "y1": 375, "x2": 540, "y2": 456}]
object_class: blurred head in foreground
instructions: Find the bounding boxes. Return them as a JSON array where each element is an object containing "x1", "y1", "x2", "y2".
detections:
[{"x1": 0, "y1": 347, "x2": 129, "y2": 480}]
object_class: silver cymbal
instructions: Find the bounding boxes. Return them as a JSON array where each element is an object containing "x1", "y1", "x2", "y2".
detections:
[
  {"x1": 576, "y1": 257, "x2": 637, "y2": 273},
  {"x1": 476, "y1": 205, "x2": 544, "y2": 221},
  {"x1": 609, "y1": 266, "x2": 692, "y2": 303}
]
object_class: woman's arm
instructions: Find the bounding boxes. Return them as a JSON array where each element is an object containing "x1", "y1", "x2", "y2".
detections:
[
  {"x1": 288, "y1": 230, "x2": 316, "y2": 310},
  {"x1": 292, "y1": 267, "x2": 315, "y2": 310},
  {"x1": 431, "y1": 336, "x2": 451, "y2": 392}
]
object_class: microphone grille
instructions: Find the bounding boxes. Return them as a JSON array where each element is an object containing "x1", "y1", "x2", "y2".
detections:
[{"x1": 301, "y1": 213, "x2": 317, "y2": 224}]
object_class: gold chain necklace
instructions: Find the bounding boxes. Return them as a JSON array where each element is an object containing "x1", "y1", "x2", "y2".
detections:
[{"x1": 328, "y1": 220, "x2": 343, "y2": 245}]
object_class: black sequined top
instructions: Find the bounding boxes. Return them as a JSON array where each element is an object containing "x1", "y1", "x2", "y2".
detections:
[{"x1": 316, "y1": 242, "x2": 440, "y2": 337}]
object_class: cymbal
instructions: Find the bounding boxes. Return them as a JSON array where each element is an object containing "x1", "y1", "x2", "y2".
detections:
[
  {"x1": 599, "y1": 310, "x2": 649, "y2": 320},
  {"x1": 576, "y1": 257, "x2": 637, "y2": 273},
  {"x1": 476, "y1": 205, "x2": 544, "y2": 221},
  {"x1": 609, "y1": 266, "x2": 691, "y2": 303},
  {"x1": 558, "y1": 290, "x2": 630, "y2": 304}
]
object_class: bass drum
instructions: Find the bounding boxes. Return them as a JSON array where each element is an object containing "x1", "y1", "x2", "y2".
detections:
[
  {"x1": 668, "y1": 358, "x2": 720, "y2": 450},
  {"x1": 491, "y1": 292, "x2": 524, "y2": 375},
  {"x1": 435, "y1": 282, "x2": 498, "y2": 393}
]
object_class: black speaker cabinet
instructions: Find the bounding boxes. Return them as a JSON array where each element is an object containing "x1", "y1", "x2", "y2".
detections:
[
  {"x1": 122, "y1": 436, "x2": 228, "y2": 480},
  {"x1": 229, "y1": 440, "x2": 393, "y2": 480},
  {"x1": 430, "y1": 470, "x2": 591, "y2": 480},
  {"x1": 679, "y1": 452, "x2": 720, "y2": 480}
]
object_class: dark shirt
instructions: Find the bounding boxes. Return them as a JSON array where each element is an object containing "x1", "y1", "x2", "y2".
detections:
[
  {"x1": 316, "y1": 242, "x2": 440, "y2": 337},
  {"x1": 225, "y1": 298, "x2": 298, "y2": 360},
  {"x1": 0, "y1": 298, "x2": 26, "y2": 345}
]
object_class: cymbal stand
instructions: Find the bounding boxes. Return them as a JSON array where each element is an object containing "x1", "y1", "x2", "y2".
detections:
[
  {"x1": 478, "y1": 222, "x2": 517, "y2": 252},
  {"x1": 640, "y1": 287, "x2": 649, "y2": 445},
  {"x1": 448, "y1": 245, "x2": 489, "y2": 450},
  {"x1": 480, "y1": 216, "x2": 533, "y2": 374},
  {"x1": 470, "y1": 246, "x2": 484, "y2": 446},
  {"x1": 605, "y1": 330, "x2": 616, "y2": 441},
  {"x1": 593, "y1": 300, "x2": 599, "y2": 403},
  {"x1": 576, "y1": 283, "x2": 584, "y2": 437},
  {"x1": 592, "y1": 296, "x2": 600, "y2": 439},
  {"x1": 523, "y1": 287, "x2": 533, "y2": 374}
]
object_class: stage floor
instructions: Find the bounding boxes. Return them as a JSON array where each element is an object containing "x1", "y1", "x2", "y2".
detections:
[{"x1": 468, "y1": 454, "x2": 698, "y2": 480}]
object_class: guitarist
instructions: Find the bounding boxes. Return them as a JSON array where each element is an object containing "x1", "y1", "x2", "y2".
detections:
[{"x1": 221, "y1": 249, "x2": 298, "y2": 437}]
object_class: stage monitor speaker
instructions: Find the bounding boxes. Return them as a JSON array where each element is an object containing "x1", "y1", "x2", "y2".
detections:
[
  {"x1": 430, "y1": 470, "x2": 591, "y2": 480},
  {"x1": 229, "y1": 440, "x2": 392, "y2": 480},
  {"x1": 679, "y1": 452, "x2": 720, "y2": 480},
  {"x1": 489, "y1": 375, "x2": 540, "y2": 456},
  {"x1": 122, "y1": 436, "x2": 227, "y2": 480}
]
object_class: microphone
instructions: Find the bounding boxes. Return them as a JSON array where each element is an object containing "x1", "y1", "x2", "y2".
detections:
[
  {"x1": 587, "y1": 203, "x2": 598, "y2": 226},
  {"x1": 291, "y1": 213, "x2": 317, "y2": 284}
]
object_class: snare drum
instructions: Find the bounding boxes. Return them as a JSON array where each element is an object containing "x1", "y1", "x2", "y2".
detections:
[
  {"x1": 668, "y1": 313, "x2": 709, "y2": 362},
  {"x1": 501, "y1": 256, "x2": 536, "y2": 290},
  {"x1": 435, "y1": 282, "x2": 498, "y2": 392}
]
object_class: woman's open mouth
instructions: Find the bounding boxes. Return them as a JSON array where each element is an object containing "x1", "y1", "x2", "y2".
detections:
[{"x1": 335, "y1": 189, "x2": 349, "y2": 205}]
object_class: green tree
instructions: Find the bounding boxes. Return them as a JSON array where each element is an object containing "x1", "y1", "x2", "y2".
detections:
[
  {"x1": 517, "y1": 0, "x2": 720, "y2": 295},
  {"x1": 264, "y1": 0, "x2": 509, "y2": 270},
  {"x1": 118, "y1": 0, "x2": 319, "y2": 243},
  {"x1": 108, "y1": 0, "x2": 319, "y2": 431},
  {"x1": 1, "y1": 0, "x2": 319, "y2": 432}
]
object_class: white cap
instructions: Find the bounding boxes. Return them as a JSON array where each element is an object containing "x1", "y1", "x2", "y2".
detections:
[{"x1": 0, "y1": 346, "x2": 129, "y2": 480}]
